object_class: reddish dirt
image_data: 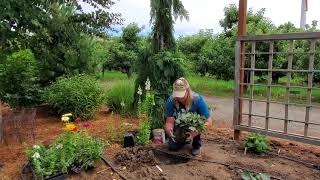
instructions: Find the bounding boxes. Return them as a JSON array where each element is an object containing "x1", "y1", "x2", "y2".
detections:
[
  {"x1": 1, "y1": 105, "x2": 320, "y2": 179},
  {"x1": 0, "y1": 105, "x2": 138, "y2": 179}
]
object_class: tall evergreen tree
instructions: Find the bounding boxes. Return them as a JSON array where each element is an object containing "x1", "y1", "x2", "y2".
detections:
[{"x1": 150, "y1": 0, "x2": 189, "y2": 53}]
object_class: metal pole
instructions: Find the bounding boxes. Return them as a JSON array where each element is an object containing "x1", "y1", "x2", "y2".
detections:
[{"x1": 234, "y1": 0, "x2": 247, "y2": 141}]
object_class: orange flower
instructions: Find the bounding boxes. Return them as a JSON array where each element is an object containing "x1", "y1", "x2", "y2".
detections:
[{"x1": 64, "y1": 123, "x2": 77, "y2": 132}]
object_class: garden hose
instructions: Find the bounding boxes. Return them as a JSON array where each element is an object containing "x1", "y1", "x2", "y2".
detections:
[
  {"x1": 267, "y1": 152, "x2": 320, "y2": 170},
  {"x1": 100, "y1": 155, "x2": 129, "y2": 180},
  {"x1": 153, "y1": 148, "x2": 284, "y2": 180}
]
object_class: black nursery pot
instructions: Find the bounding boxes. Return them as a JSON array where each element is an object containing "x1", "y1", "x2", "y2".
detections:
[
  {"x1": 123, "y1": 133, "x2": 135, "y2": 148},
  {"x1": 24, "y1": 162, "x2": 68, "y2": 180}
]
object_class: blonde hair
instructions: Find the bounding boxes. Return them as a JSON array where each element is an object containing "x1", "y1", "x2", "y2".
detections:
[{"x1": 174, "y1": 78, "x2": 194, "y2": 111}]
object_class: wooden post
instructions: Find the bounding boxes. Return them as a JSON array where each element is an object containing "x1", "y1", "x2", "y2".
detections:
[
  {"x1": 248, "y1": 42, "x2": 256, "y2": 127},
  {"x1": 284, "y1": 41, "x2": 294, "y2": 133},
  {"x1": 0, "y1": 100, "x2": 3, "y2": 143},
  {"x1": 234, "y1": 0, "x2": 247, "y2": 141},
  {"x1": 304, "y1": 40, "x2": 316, "y2": 137},
  {"x1": 266, "y1": 42, "x2": 274, "y2": 130},
  {"x1": 233, "y1": 42, "x2": 241, "y2": 130}
]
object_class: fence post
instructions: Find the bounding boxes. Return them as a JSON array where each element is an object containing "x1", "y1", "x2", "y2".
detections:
[{"x1": 233, "y1": 41, "x2": 241, "y2": 140}]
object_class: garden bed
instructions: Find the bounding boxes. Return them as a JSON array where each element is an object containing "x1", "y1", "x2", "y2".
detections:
[{"x1": 1, "y1": 106, "x2": 320, "y2": 179}]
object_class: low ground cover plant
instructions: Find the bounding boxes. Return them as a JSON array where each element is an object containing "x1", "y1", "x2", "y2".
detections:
[{"x1": 244, "y1": 133, "x2": 271, "y2": 154}]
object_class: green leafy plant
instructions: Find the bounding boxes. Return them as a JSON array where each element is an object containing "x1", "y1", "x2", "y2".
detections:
[
  {"x1": 135, "y1": 79, "x2": 154, "y2": 145},
  {"x1": 136, "y1": 116, "x2": 151, "y2": 145},
  {"x1": 135, "y1": 50, "x2": 185, "y2": 129},
  {"x1": 43, "y1": 74, "x2": 105, "y2": 119},
  {"x1": 27, "y1": 131, "x2": 105, "y2": 178},
  {"x1": 240, "y1": 170, "x2": 270, "y2": 180},
  {"x1": 106, "y1": 112, "x2": 131, "y2": 143},
  {"x1": 244, "y1": 133, "x2": 271, "y2": 154},
  {"x1": 175, "y1": 110, "x2": 206, "y2": 133},
  {"x1": 0, "y1": 49, "x2": 41, "y2": 108},
  {"x1": 106, "y1": 80, "x2": 135, "y2": 116}
]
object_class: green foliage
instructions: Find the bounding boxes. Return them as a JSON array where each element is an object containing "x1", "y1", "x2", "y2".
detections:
[
  {"x1": 103, "y1": 23, "x2": 142, "y2": 77},
  {"x1": 135, "y1": 51, "x2": 185, "y2": 129},
  {"x1": 1, "y1": 1, "x2": 122, "y2": 85},
  {"x1": 121, "y1": 23, "x2": 142, "y2": 51},
  {"x1": 43, "y1": 75, "x2": 105, "y2": 119},
  {"x1": 150, "y1": 0, "x2": 189, "y2": 52},
  {"x1": 0, "y1": 49, "x2": 41, "y2": 108},
  {"x1": 1, "y1": 0, "x2": 122, "y2": 51},
  {"x1": 107, "y1": 121, "x2": 130, "y2": 144},
  {"x1": 27, "y1": 131, "x2": 105, "y2": 179},
  {"x1": 240, "y1": 170, "x2": 270, "y2": 180},
  {"x1": 198, "y1": 35, "x2": 235, "y2": 80},
  {"x1": 136, "y1": 118, "x2": 151, "y2": 145},
  {"x1": 32, "y1": 5, "x2": 105, "y2": 85},
  {"x1": 175, "y1": 110, "x2": 206, "y2": 133},
  {"x1": 106, "y1": 80, "x2": 135, "y2": 116},
  {"x1": 104, "y1": 38, "x2": 138, "y2": 78},
  {"x1": 136, "y1": 79, "x2": 154, "y2": 145},
  {"x1": 244, "y1": 133, "x2": 271, "y2": 154}
]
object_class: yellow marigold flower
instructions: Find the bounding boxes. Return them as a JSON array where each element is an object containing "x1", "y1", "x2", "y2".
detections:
[
  {"x1": 61, "y1": 116, "x2": 70, "y2": 122},
  {"x1": 64, "y1": 123, "x2": 77, "y2": 132}
]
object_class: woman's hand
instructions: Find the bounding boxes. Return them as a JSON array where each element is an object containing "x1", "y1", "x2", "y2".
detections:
[
  {"x1": 164, "y1": 117, "x2": 175, "y2": 138},
  {"x1": 205, "y1": 117, "x2": 213, "y2": 129},
  {"x1": 186, "y1": 130, "x2": 199, "y2": 140}
]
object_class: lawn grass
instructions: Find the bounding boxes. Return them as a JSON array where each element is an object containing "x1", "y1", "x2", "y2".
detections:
[
  {"x1": 97, "y1": 71, "x2": 135, "y2": 91},
  {"x1": 99, "y1": 71, "x2": 320, "y2": 104}
]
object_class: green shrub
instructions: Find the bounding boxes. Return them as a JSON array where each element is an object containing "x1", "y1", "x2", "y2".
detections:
[
  {"x1": 0, "y1": 49, "x2": 41, "y2": 108},
  {"x1": 135, "y1": 50, "x2": 185, "y2": 129},
  {"x1": 106, "y1": 80, "x2": 135, "y2": 115},
  {"x1": 244, "y1": 133, "x2": 271, "y2": 154},
  {"x1": 43, "y1": 75, "x2": 105, "y2": 119},
  {"x1": 27, "y1": 131, "x2": 105, "y2": 178}
]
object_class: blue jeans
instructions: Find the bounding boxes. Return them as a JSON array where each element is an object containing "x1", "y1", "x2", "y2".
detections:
[{"x1": 169, "y1": 133, "x2": 202, "y2": 151}]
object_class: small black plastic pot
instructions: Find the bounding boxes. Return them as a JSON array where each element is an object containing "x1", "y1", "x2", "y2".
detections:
[{"x1": 21, "y1": 162, "x2": 68, "y2": 180}]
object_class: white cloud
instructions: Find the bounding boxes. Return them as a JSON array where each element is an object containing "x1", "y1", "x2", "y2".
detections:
[{"x1": 109, "y1": 0, "x2": 320, "y2": 36}]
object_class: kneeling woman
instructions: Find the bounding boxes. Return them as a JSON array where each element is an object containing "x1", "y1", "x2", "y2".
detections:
[{"x1": 164, "y1": 77, "x2": 212, "y2": 156}]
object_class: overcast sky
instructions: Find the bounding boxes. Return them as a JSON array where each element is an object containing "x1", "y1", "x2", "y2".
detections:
[{"x1": 109, "y1": 0, "x2": 320, "y2": 36}]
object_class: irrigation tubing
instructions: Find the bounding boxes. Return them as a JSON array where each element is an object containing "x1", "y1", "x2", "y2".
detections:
[
  {"x1": 267, "y1": 152, "x2": 320, "y2": 170},
  {"x1": 100, "y1": 155, "x2": 128, "y2": 180},
  {"x1": 202, "y1": 137, "x2": 320, "y2": 171},
  {"x1": 153, "y1": 148, "x2": 284, "y2": 180}
]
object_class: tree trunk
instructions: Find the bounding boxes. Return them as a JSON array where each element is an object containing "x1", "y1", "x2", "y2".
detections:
[
  {"x1": 160, "y1": 34, "x2": 164, "y2": 50},
  {"x1": 0, "y1": 100, "x2": 3, "y2": 143}
]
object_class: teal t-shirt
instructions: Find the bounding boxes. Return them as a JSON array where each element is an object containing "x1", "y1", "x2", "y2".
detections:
[{"x1": 165, "y1": 92, "x2": 210, "y2": 119}]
